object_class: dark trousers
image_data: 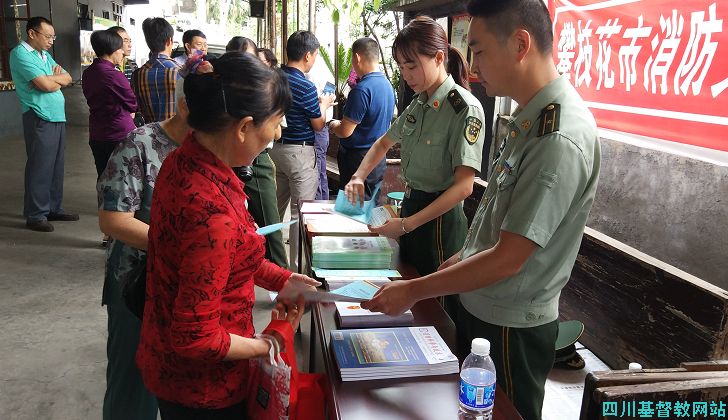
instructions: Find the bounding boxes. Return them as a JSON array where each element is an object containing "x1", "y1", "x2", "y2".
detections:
[
  {"x1": 158, "y1": 399, "x2": 246, "y2": 420},
  {"x1": 449, "y1": 298, "x2": 558, "y2": 420},
  {"x1": 103, "y1": 278, "x2": 158, "y2": 420},
  {"x1": 243, "y1": 152, "x2": 289, "y2": 269},
  {"x1": 314, "y1": 129, "x2": 329, "y2": 200},
  {"x1": 22, "y1": 110, "x2": 66, "y2": 221},
  {"x1": 90, "y1": 140, "x2": 122, "y2": 179},
  {"x1": 337, "y1": 146, "x2": 385, "y2": 203},
  {"x1": 399, "y1": 193, "x2": 467, "y2": 276}
]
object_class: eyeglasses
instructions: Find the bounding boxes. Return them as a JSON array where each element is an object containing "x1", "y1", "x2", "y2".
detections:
[{"x1": 31, "y1": 29, "x2": 56, "y2": 41}]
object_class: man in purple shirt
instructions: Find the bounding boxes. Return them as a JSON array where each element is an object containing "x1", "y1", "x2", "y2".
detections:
[{"x1": 82, "y1": 29, "x2": 138, "y2": 177}]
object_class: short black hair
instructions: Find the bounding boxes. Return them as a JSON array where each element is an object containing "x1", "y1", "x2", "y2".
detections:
[
  {"x1": 141, "y1": 17, "x2": 174, "y2": 54},
  {"x1": 107, "y1": 26, "x2": 127, "y2": 36},
  {"x1": 467, "y1": 0, "x2": 554, "y2": 54},
  {"x1": 185, "y1": 52, "x2": 291, "y2": 133},
  {"x1": 257, "y1": 48, "x2": 278, "y2": 67},
  {"x1": 182, "y1": 29, "x2": 206, "y2": 54},
  {"x1": 286, "y1": 30, "x2": 320, "y2": 62},
  {"x1": 352, "y1": 38, "x2": 379, "y2": 63},
  {"x1": 26, "y1": 16, "x2": 52, "y2": 36},
  {"x1": 90, "y1": 30, "x2": 122, "y2": 57},
  {"x1": 226, "y1": 36, "x2": 257, "y2": 53}
]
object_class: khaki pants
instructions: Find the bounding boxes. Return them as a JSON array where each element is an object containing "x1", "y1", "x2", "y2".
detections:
[{"x1": 269, "y1": 143, "x2": 319, "y2": 270}]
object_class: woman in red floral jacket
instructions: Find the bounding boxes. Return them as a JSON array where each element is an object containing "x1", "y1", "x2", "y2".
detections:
[{"x1": 137, "y1": 52, "x2": 319, "y2": 419}]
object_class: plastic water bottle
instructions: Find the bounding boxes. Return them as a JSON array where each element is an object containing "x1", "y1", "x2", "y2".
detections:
[{"x1": 458, "y1": 338, "x2": 497, "y2": 420}]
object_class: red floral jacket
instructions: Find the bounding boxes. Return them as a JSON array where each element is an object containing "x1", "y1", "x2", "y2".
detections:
[{"x1": 137, "y1": 134, "x2": 290, "y2": 408}]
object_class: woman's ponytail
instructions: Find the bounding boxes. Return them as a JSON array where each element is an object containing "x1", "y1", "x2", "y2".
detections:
[{"x1": 447, "y1": 45, "x2": 470, "y2": 91}]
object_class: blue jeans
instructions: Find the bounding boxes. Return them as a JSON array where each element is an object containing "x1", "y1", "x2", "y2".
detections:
[{"x1": 314, "y1": 129, "x2": 329, "y2": 200}]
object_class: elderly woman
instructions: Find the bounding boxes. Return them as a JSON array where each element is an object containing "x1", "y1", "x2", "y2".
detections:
[
  {"x1": 225, "y1": 36, "x2": 289, "y2": 269},
  {"x1": 82, "y1": 29, "x2": 137, "y2": 178},
  {"x1": 136, "y1": 52, "x2": 319, "y2": 419}
]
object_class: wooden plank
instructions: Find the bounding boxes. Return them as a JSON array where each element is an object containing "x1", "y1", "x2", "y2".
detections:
[
  {"x1": 588, "y1": 378, "x2": 728, "y2": 420},
  {"x1": 681, "y1": 360, "x2": 728, "y2": 372},
  {"x1": 582, "y1": 377, "x2": 728, "y2": 420},
  {"x1": 561, "y1": 229, "x2": 728, "y2": 370}
]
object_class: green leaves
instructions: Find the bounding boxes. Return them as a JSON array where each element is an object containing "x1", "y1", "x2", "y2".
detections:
[{"x1": 319, "y1": 44, "x2": 353, "y2": 96}]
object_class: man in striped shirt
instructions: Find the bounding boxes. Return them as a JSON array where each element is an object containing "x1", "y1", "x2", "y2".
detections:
[
  {"x1": 131, "y1": 18, "x2": 180, "y2": 123},
  {"x1": 269, "y1": 30, "x2": 335, "y2": 270}
]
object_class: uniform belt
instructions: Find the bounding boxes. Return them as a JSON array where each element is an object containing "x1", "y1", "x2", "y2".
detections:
[
  {"x1": 278, "y1": 139, "x2": 315, "y2": 146},
  {"x1": 404, "y1": 186, "x2": 444, "y2": 200}
]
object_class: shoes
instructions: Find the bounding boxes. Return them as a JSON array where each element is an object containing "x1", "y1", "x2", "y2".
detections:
[
  {"x1": 26, "y1": 219, "x2": 54, "y2": 232},
  {"x1": 47, "y1": 212, "x2": 80, "y2": 222}
]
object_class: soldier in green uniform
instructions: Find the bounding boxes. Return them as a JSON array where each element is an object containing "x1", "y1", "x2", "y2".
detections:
[
  {"x1": 345, "y1": 15, "x2": 486, "y2": 278},
  {"x1": 363, "y1": 1, "x2": 601, "y2": 419}
]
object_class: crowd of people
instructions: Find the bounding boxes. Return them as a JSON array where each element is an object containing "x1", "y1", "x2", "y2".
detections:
[{"x1": 9, "y1": 0, "x2": 600, "y2": 419}]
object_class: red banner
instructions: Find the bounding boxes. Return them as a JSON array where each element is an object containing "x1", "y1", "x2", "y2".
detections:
[{"x1": 549, "y1": 0, "x2": 728, "y2": 152}]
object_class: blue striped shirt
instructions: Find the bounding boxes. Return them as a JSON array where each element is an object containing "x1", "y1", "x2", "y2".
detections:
[{"x1": 281, "y1": 66, "x2": 321, "y2": 143}]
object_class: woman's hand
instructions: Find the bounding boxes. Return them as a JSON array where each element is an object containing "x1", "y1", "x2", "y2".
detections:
[
  {"x1": 344, "y1": 176, "x2": 366, "y2": 206},
  {"x1": 368, "y1": 218, "x2": 405, "y2": 239},
  {"x1": 277, "y1": 273, "x2": 321, "y2": 302},
  {"x1": 270, "y1": 294, "x2": 305, "y2": 343}
]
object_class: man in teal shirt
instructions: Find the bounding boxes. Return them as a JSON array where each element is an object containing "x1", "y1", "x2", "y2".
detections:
[
  {"x1": 10, "y1": 16, "x2": 77, "y2": 232},
  {"x1": 363, "y1": 1, "x2": 601, "y2": 419}
]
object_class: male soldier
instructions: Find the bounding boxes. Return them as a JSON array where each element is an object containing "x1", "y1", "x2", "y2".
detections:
[{"x1": 363, "y1": 1, "x2": 601, "y2": 419}]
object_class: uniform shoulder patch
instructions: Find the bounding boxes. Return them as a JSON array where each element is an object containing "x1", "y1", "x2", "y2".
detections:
[
  {"x1": 538, "y1": 103, "x2": 561, "y2": 137},
  {"x1": 447, "y1": 89, "x2": 467, "y2": 114},
  {"x1": 464, "y1": 116, "x2": 483, "y2": 145}
]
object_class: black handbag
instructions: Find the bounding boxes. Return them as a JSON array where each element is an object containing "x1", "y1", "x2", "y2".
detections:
[{"x1": 122, "y1": 252, "x2": 147, "y2": 319}]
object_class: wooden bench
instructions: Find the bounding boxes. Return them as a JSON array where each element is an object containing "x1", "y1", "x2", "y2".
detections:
[{"x1": 561, "y1": 227, "x2": 728, "y2": 370}]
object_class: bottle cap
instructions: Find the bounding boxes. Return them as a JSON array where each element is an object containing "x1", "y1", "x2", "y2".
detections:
[
  {"x1": 471, "y1": 338, "x2": 490, "y2": 356},
  {"x1": 628, "y1": 362, "x2": 642, "y2": 370}
]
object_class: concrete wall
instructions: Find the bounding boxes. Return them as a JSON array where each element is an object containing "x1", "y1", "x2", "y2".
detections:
[
  {"x1": 0, "y1": 92, "x2": 23, "y2": 137},
  {"x1": 587, "y1": 138, "x2": 728, "y2": 290}
]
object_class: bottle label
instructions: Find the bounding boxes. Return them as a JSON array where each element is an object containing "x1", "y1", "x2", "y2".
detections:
[{"x1": 459, "y1": 379, "x2": 495, "y2": 409}]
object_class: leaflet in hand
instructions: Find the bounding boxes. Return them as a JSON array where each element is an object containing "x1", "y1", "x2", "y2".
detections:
[
  {"x1": 332, "y1": 184, "x2": 395, "y2": 227},
  {"x1": 302, "y1": 280, "x2": 380, "y2": 303},
  {"x1": 256, "y1": 219, "x2": 298, "y2": 236}
]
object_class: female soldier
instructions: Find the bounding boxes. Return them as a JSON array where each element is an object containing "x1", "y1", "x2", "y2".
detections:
[
  {"x1": 345, "y1": 16, "x2": 486, "y2": 279},
  {"x1": 136, "y1": 52, "x2": 319, "y2": 418}
]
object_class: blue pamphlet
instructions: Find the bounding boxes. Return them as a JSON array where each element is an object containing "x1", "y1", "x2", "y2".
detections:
[
  {"x1": 313, "y1": 268, "x2": 402, "y2": 278},
  {"x1": 329, "y1": 280, "x2": 380, "y2": 301},
  {"x1": 332, "y1": 184, "x2": 383, "y2": 224},
  {"x1": 256, "y1": 219, "x2": 298, "y2": 236},
  {"x1": 330, "y1": 326, "x2": 459, "y2": 381}
]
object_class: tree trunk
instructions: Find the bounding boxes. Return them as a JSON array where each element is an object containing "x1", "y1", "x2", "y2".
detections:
[
  {"x1": 308, "y1": 0, "x2": 315, "y2": 31},
  {"x1": 282, "y1": 0, "x2": 288, "y2": 60},
  {"x1": 334, "y1": 22, "x2": 339, "y2": 94}
]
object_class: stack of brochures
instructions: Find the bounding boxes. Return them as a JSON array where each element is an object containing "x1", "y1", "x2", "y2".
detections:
[
  {"x1": 304, "y1": 213, "x2": 375, "y2": 238},
  {"x1": 335, "y1": 301, "x2": 414, "y2": 328},
  {"x1": 312, "y1": 236, "x2": 394, "y2": 269},
  {"x1": 331, "y1": 326, "x2": 459, "y2": 381},
  {"x1": 325, "y1": 276, "x2": 390, "y2": 290}
]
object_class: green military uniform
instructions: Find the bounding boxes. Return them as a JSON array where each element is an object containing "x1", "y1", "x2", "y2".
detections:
[
  {"x1": 386, "y1": 75, "x2": 485, "y2": 276},
  {"x1": 451, "y1": 76, "x2": 601, "y2": 420},
  {"x1": 244, "y1": 150, "x2": 289, "y2": 269}
]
